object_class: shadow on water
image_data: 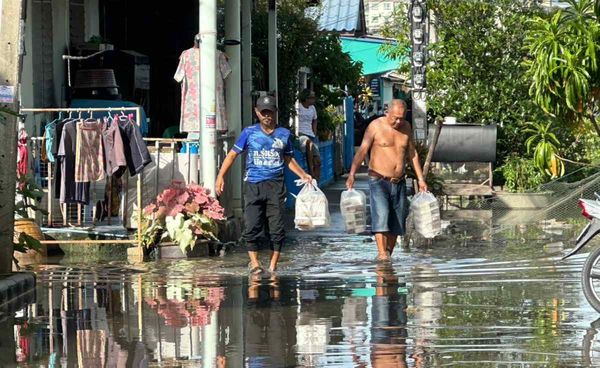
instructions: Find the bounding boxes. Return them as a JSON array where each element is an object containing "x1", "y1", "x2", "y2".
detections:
[{"x1": 6, "y1": 217, "x2": 600, "y2": 367}]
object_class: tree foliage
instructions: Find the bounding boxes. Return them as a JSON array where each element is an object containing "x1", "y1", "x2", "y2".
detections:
[
  {"x1": 381, "y1": 0, "x2": 546, "y2": 165},
  {"x1": 252, "y1": 0, "x2": 362, "y2": 127},
  {"x1": 524, "y1": 0, "x2": 600, "y2": 136}
]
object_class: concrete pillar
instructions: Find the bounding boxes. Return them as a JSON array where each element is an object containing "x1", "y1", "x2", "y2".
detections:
[
  {"x1": 225, "y1": 0, "x2": 243, "y2": 216},
  {"x1": 0, "y1": 0, "x2": 26, "y2": 273},
  {"x1": 199, "y1": 0, "x2": 217, "y2": 194},
  {"x1": 241, "y1": 0, "x2": 253, "y2": 128}
]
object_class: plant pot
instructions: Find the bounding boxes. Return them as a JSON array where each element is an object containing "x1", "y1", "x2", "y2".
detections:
[
  {"x1": 158, "y1": 239, "x2": 211, "y2": 259},
  {"x1": 13, "y1": 218, "x2": 47, "y2": 266}
]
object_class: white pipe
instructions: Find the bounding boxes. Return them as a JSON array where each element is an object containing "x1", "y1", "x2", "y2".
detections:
[{"x1": 199, "y1": 0, "x2": 217, "y2": 195}]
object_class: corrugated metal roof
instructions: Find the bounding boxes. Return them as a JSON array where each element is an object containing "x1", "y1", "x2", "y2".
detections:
[{"x1": 308, "y1": 0, "x2": 365, "y2": 33}]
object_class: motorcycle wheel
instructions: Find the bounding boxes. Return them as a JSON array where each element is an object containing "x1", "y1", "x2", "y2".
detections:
[{"x1": 582, "y1": 246, "x2": 600, "y2": 313}]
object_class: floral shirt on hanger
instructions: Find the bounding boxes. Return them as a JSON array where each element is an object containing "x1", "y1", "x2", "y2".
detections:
[{"x1": 174, "y1": 48, "x2": 232, "y2": 133}]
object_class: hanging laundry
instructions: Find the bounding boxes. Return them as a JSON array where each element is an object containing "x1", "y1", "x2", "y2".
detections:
[
  {"x1": 174, "y1": 48, "x2": 231, "y2": 133},
  {"x1": 118, "y1": 116, "x2": 152, "y2": 176},
  {"x1": 44, "y1": 119, "x2": 57, "y2": 163},
  {"x1": 75, "y1": 120, "x2": 105, "y2": 183},
  {"x1": 17, "y1": 128, "x2": 28, "y2": 179},
  {"x1": 102, "y1": 116, "x2": 127, "y2": 177},
  {"x1": 57, "y1": 120, "x2": 90, "y2": 204}
]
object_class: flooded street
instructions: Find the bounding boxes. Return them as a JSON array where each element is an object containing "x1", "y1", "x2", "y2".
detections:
[{"x1": 5, "y1": 212, "x2": 600, "y2": 367}]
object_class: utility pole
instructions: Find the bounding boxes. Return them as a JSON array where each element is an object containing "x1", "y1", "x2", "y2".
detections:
[
  {"x1": 0, "y1": 0, "x2": 26, "y2": 273},
  {"x1": 199, "y1": 0, "x2": 218, "y2": 195},
  {"x1": 409, "y1": 0, "x2": 428, "y2": 143}
]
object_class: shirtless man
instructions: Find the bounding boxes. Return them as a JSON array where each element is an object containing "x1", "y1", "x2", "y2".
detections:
[{"x1": 346, "y1": 99, "x2": 427, "y2": 261}]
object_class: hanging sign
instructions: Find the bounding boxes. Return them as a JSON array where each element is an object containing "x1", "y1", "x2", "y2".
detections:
[
  {"x1": 369, "y1": 79, "x2": 380, "y2": 97},
  {"x1": 0, "y1": 85, "x2": 15, "y2": 103}
]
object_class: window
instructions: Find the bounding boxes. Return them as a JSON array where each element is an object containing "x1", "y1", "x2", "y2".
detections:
[
  {"x1": 370, "y1": 3, "x2": 379, "y2": 11},
  {"x1": 384, "y1": 2, "x2": 392, "y2": 11}
]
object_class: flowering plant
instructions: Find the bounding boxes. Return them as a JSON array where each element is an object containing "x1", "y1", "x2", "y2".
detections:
[{"x1": 140, "y1": 182, "x2": 225, "y2": 253}]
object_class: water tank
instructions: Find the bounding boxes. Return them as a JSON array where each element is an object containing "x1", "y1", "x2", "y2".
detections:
[{"x1": 428, "y1": 124, "x2": 497, "y2": 163}]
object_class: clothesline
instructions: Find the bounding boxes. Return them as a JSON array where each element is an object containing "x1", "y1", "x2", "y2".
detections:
[
  {"x1": 21, "y1": 107, "x2": 141, "y2": 113},
  {"x1": 21, "y1": 106, "x2": 146, "y2": 258}
]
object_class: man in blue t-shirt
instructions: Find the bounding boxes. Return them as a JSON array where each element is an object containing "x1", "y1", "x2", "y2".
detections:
[{"x1": 216, "y1": 95, "x2": 311, "y2": 274}]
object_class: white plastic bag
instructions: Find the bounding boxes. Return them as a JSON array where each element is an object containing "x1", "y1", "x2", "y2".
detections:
[
  {"x1": 410, "y1": 191, "x2": 441, "y2": 238},
  {"x1": 294, "y1": 180, "x2": 331, "y2": 230},
  {"x1": 340, "y1": 189, "x2": 367, "y2": 234}
]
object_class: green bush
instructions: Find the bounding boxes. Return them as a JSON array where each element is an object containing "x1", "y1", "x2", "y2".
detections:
[{"x1": 499, "y1": 155, "x2": 546, "y2": 193}]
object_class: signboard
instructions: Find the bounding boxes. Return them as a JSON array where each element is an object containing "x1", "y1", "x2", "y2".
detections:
[
  {"x1": 0, "y1": 85, "x2": 15, "y2": 103},
  {"x1": 369, "y1": 78, "x2": 380, "y2": 97},
  {"x1": 205, "y1": 115, "x2": 216, "y2": 129}
]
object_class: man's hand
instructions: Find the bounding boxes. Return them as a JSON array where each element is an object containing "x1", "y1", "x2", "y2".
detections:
[
  {"x1": 418, "y1": 179, "x2": 428, "y2": 193},
  {"x1": 215, "y1": 176, "x2": 225, "y2": 196},
  {"x1": 300, "y1": 173, "x2": 312, "y2": 184},
  {"x1": 346, "y1": 174, "x2": 355, "y2": 190}
]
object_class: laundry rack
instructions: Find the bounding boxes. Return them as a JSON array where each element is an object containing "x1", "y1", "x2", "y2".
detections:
[{"x1": 20, "y1": 107, "x2": 146, "y2": 258}]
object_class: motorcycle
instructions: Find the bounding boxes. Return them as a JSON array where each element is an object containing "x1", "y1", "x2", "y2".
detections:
[{"x1": 563, "y1": 194, "x2": 600, "y2": 312}]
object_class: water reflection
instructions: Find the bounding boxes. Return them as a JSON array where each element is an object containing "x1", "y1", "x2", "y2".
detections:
[{"x1": 7, "y1": 214, "x2": 600, "y2": 368}]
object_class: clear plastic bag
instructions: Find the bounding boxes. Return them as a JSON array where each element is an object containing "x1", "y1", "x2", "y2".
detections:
[
  {"x1": 340, "y1": 189, "x2": 367, "y2": 233},
  {"x1": 294, "y1": 180, "x2": 331, "y2": 230},
  {"x1": 410, "y1": 191, "x2": 441, "y2": 238}
]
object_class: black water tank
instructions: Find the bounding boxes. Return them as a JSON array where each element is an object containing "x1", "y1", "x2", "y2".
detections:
[{"x1": 428, "y1": 124, "x2": 497, "y2": 163}]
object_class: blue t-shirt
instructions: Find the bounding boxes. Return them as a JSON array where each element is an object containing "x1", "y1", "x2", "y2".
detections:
[{"x1": 232, "y1": 124, "x2": 294, "y2": 183}]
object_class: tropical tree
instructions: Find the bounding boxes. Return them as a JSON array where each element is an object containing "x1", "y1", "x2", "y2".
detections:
[
  {"x1": 380, "y1": 0, "x2": 547, "y2": 168},
  {"x1": 252, "y1": 0, "x2": 362, "y2": 127},
  {"x1": 524, "y1": 121, "x2": 565, "y2": 178},
  {"x1": 524, "y1": 0, "x2": 600, "y2": 135}
]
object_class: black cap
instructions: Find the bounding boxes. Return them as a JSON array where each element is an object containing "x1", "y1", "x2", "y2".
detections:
[{"x1": 256, "y1": 95, "x2": 277, "y2": 112}]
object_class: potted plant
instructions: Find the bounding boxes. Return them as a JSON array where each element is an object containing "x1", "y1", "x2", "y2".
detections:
[
  {"x1": 140, "y1": 182, "x2": 225, "y2": 258},
  {"x1": 317, "y1": 105, "x2": 344, "y2": 141},
  {"x1": 13, "y1": 175, "x2": 48, "y2": 268}
]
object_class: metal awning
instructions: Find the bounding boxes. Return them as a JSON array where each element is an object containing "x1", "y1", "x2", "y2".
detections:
[
  {"x1": 340, "y1": 37, "x2": 408, "y2": 76},
  {"x1": 306, "y1": 0, "x2": 366, "y2": 34}
]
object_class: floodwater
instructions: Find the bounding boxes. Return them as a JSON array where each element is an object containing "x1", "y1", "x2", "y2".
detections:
[{"x1": 5, "y1": 215, "x2": 600, "y2": 367}]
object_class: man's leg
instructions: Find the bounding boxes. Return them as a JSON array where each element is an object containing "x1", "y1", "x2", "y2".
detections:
[
  {"x1": 243, "y1": 183, "x2": 266, "y2": 271},
  {"x1": 306, "y1": 139, "x2": 315, "y2": 177},
  {"x1": 374, "y1": 233, "x2": 391, "y2": 260},
  {"x1": 370, "y1": 178, "x2": 391, "y2": 260},
  {"x1": 265, "y1": 180, "x2": 286, "y2": 272},
  {"x1": 312, "y1": 148, "x2": 322, "y2": 183},
  {"x1": 388, "y1": 180, "x2": 409, "y2": 257},
  {"x1": 386, "y1": 234, "x2": 397, "y2": 255}
]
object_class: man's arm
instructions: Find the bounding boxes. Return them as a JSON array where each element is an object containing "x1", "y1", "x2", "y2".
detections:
[
  {"x1": 284, "y1": 156, "x2": 312, "y2": 182},
  {"x1": 215, "y1": 150, "x2": 239, "y2": 196},
  {"x1": 312, "y1": 118, "x2": 317, "y2": 138},
  {"x1": 346, "y1": 124, "x2": 375, "y2": 189},
  {"x1": 407, "y1": 133, "x2": 428, "y2": 192}
]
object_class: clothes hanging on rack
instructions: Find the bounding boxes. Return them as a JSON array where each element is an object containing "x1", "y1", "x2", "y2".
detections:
[
  {"x1": 57, "y1": 120, "x2": 91, "y2": 204},
  {"x1": 75, "y1": 120, "x2": 106, "y2": 183},
  {"x1": 17, "y1": 128, "x2": 28, "y2": 178},
  {"x1": 118, "y1": 117, "x2": 152, "y2": 175},
  {"x1": 174, "y1": 48, "x2": 231, "y2": 133},
  {"x1": 102, "y1": 118, "x2": 127, "y2": 177},
  {"x1": 44, "y1": 119, "x2": 58, "y2": 162}
]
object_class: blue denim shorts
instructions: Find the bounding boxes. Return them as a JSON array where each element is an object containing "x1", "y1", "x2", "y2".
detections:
[{"x1": 369, "y1": 176, "x2": 409, "y2": 235}]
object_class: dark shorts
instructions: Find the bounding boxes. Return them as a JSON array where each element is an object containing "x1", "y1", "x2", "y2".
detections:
[
  {"x1": 243, "y1": 179, "x2": 286, "y2": 252},
  {"x1": 369, "y1": 176, "x2": 409, "y2": 236}
]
